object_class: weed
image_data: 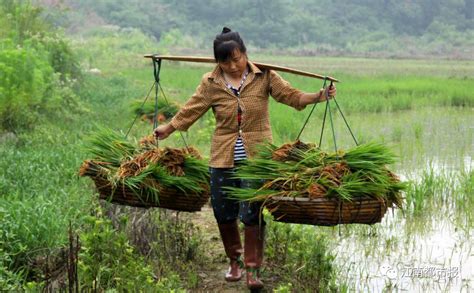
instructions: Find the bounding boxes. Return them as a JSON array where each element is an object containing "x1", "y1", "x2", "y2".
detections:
[
  {"x1": 77, "y1": 208, "x2": 186, "y2": 291},
  {"x1": 265, "y1": 216, "x2": 340, "y2": 291}
]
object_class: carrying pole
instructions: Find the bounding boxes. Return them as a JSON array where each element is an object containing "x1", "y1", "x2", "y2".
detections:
[{"x1": 144, "y1": 54, "x2": 339, "y2": 82}]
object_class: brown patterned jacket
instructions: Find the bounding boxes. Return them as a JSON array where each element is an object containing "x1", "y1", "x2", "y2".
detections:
[{"x1": 170, "y1": 61, "x2": 306, "y2": 168}]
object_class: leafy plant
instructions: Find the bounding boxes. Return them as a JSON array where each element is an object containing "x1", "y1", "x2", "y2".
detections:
[
  {"x1": 78, "y1": 212, "x2": 185, "y2": 291},
  {"x1": 0, "y1": 248, "x2": 23, "y2": 291},
  {"x1": 0, "y1": 1, "x2": 83, "y2": 133},
  {"x1": 266, "y1": 218, "x2": 340, "y2": 291}
]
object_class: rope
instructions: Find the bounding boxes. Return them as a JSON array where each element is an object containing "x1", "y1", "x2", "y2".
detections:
[
  {"x1": 296, "y1": 78, "x2": 328, "y2": 141},
  {"x1": 158, "y1": 83, "x2": 190, "y2": 150},
  {"x1": 125, "y1": 81, "x2": 156, "y2": 139},
  {"x1": 297, "y1": 77, "x2": 358, "y2": 152},
  {"x1": 153, "y1": 57, "x2": 190, "y2": 149},
  {"x1": 152, "y1": 58, "x2": 162, "y2": 130},
  {"x1": 127, "y1": 57, "x2": 190, "y2": 151},
  {"x1": 325, "y1": 81, "x2": 338, "y2": 154},
  {"x1": 125, "y1": 57, "x2": 161, "y2": 139},
  {"x1": 319, "y1": 82, "x2": 329, "y2": 147},
  {"x1": 332, "y1": 96, "x2": 359, "y2": 146},
  {"x1": 296, "y1": 90, "x2": 322, "y2": 140}
]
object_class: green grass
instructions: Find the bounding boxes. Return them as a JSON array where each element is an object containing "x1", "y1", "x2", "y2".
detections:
[
  {"x1": 0, "y1": 122, "x2": 94, "y2": 274},
  {"x1": 404, "y1": 167, "x2": 449, "y2": 214},
  {"x1": 124, "y1": 60, "x2": 474, "y2": 114},
  {"x1": 265, "y1": 214, "x2": 341, "y2": 291},
  {"x1": 456, "y1": 170, "x2": 474, "y2": 228},
  {"x1": 0, "y1": 69, "x2": 170, "y2": 285},
  {"x1": 0, "y1": 72, "x2": 206, "y2": 289},
  {"x1": 250, "y1": 54, "x2": 474, "y2": 78}
]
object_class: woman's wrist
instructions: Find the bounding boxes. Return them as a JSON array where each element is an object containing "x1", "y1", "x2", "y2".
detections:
[
  {"x1": 166, "y1": 123, "x2": 176, "y2": 135},
  {"x1": 315, "y1": 88, "x2": 325, "y2": 103}
]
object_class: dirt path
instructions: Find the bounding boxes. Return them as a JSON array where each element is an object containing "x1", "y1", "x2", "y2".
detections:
[{"x1": 187, "y1": 206, "x2": 277, "y2": 292}]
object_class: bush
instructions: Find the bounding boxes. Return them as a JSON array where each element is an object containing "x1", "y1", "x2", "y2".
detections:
[
  {"x1": 0, "y1": 1, "x2": 84, "y2": 133},
  {"x1": 100, "y1": 204, "x2": 206, "y2": 289},
  {"x1": 0, "y1": 40, "x2": 52, "y2": 131},
  {"x1": 78, "y1": 210, "x2": 186, "y2": 291}
]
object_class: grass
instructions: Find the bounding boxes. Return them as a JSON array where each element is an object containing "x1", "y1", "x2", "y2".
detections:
[
  {"x1": 456, "y1": 170, "x2": 474, "y2": 225},
  {"x1": 0, "y1": 72, "x2": 203, "y2": 289},
  {"x1": 84, "y1": 127, "x2": 136, "y2": 167},
  {"x1": 403, "y1": 167, "x2": 474, "y2": 229},
  {"x1": 124, "y1": 61, "x2": 474, "y2": 114},
  {"x1": 0, "y1": 122, "x2": 94, "y2": 276},
  {"x1": 250, "y1": 54, "x2": 474, "y2": 78},
  {"x1": 265, "y1": 216, "x2": 341, "y2": 291},
  {"x1": 404, "y1": 167, "x2": 447, "y2": 215}
]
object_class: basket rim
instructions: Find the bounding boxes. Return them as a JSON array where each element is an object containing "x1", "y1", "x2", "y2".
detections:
[{"x1": 267, "y1": 195, "x2": 387, "y2": 203}]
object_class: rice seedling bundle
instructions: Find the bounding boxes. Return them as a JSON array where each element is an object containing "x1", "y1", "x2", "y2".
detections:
[
  {"x1": 230, "y1": 141, "x2": 406, "y2": 226},
  {"x1": 131, "y1": 99, "x2": 180, "y2": 123},
  {"x1": 79, "y1": 128, "x2": 209, "y2": 211}
]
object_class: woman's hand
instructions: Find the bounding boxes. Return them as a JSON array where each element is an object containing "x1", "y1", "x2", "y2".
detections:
[
  {"x1": 153, "y1": 123, "x2": 176, "y2": 140},
  {"x1": 299, "y1": 84, "x2": 338, "y2": 107},
  {"x1": 316, "y1": 84, "x2": 337, "y2": 103}
]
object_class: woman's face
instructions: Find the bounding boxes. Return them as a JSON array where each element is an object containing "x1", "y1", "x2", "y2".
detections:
[{"x1": 218, "y1": 49, "x2": 248, "y2": 79}]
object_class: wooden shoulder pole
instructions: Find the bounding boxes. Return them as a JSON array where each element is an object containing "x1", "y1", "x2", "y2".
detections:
[{"x1": 144, "y1": 54, "x2": 339, "y2": 82}]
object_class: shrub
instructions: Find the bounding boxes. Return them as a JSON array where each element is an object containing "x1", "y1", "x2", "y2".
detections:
[
  {"x1": 78, "y1": 210, "x2": 186, "y2": 291},
  {"x1": 0, "y1": 1, "x2": 83, "y2": 133}
]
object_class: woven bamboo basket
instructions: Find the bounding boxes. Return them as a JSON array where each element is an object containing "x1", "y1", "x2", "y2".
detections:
[
  {"x1": 91, "y1": 176, "x2": 210, "y2": 212},
  {"x1": 265, "y1": 196, "x2": 390, "y2": 226}
]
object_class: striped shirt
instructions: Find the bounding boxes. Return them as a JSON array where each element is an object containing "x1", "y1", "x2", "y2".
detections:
[
  {"x1": 234, "y1": 136, "x2": 246, "y2": 161},
  {"x1": 224, "y1": 69, "x2": 249, "y2": 161}
]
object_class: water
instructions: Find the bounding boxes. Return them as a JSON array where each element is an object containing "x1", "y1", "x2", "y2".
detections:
[
  {"x1": 329, "y1": 206, "x2": 473, "y2": 292},
  {"x1": 310, "y1": 107, "x2": 473, "y2": 292}
]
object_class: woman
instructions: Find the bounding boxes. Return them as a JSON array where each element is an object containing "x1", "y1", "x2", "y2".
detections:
[{"x1": 154, "y1": 27, "x2": 336, "y2": 290}]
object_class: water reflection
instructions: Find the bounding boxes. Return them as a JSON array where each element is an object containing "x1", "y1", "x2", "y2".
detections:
[{"x1": 324, "y1": 168, "x2": 473, "y2": 292}]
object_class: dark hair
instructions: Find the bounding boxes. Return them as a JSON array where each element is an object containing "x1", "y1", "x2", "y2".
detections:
[{"x1": 213, "y1": 27, "x2": 247, "y2": 62}]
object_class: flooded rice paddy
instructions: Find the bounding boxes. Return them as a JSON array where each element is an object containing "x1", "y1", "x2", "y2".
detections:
[{"x1": 287, "y1": 106, "x2": 472, "y2": 292}]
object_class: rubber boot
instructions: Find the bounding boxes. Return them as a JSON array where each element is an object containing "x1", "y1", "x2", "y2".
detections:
[
  {"x1": 218, "y1": 221, "x2": 243, "y2": 282},
  {"x1": 244, "y1": 225, "x2": 265, "y2": 290}
]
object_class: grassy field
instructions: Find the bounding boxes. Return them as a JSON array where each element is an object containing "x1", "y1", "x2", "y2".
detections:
[{"x1": 1, "y1": 50, "x2": 472, "y2": 291}]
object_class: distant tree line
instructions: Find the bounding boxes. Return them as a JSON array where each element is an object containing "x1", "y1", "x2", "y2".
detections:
[{"x1": 44, "y1": 0, "x2": 474, "y2": 57}]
